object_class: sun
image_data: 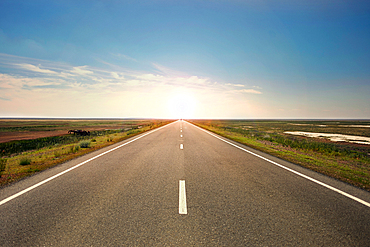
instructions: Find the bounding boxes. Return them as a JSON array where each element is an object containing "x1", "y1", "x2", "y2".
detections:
[{"x1": 167, "y1": 91, "x2": 197, "y2": 119}]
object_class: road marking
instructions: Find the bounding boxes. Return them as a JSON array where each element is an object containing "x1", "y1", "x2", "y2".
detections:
[
  {"x1": 0, "y1": 121, "x2": 178, "y2": 206},
  {"x1": 180, "y1": 130, "x2": 182, "y2": 132},
  {"x1": 180, "y1": 144, "x2": 183, "y2": 149},
  {"x1": 190, "y1": 122, "x2": 370, "y2": 208},
  {"x1": 179, "y1": 180, "x2": 187, "y2": 214},
  {"x1": 180, "y1": 134, "x2": 183, "y2": 137}
]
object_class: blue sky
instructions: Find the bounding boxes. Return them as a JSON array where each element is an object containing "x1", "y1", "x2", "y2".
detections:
[{"x1": 0, "y1": 0, "x2": 369, "y2": 118}]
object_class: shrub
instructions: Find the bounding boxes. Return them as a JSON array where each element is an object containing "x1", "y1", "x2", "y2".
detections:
[
  {"x1": 127, "y1": 129, "x2": 140, "y2": 136},
  {"x1": 19, "y1": 157, "x2": 31, "y2": 166},
  {"x1": 68, "y1": 145, "x2": 80, "y2": 153},
  {"x1": 0, "y1": 158, "x2": 7, "y2": 177},
  {"x1": 54, "y1": 151, "x2": 61, "y2": 158},
  {"x1": 79, "y1": 140, "x2": 91, "y2": 148},
  {"x1": 26, "y1": 168, "x2": 40, "y2": 173}
]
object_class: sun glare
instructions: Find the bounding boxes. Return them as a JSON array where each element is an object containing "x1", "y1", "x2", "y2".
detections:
[{"x1": 167, "y1": 91, "x2": 197, "y2": 119}]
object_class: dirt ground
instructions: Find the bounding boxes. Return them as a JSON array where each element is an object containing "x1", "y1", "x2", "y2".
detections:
[{"x1": 0, "y1": 127, "x2": 122, "y2": 143}]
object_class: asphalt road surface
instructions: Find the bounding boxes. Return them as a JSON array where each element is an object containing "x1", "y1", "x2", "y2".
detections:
[{"x1": 1, "y1": 120, "x2": 370, "y2": 246}]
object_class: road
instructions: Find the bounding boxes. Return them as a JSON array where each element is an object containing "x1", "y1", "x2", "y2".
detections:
[{"x1": 1, "y1": 120, "x2": 370, "y2": 246}]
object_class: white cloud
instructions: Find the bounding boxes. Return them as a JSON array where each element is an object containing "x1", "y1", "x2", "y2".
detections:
[
  {"x1": 15, "y1": 63, "x2": 57, "y2": 74},
  {"x1": 152, "y1": 63, "x2": 188, "y2": 77},
  {"x1": 226, "y1": 83, "x2": 245, "y2": 87},
  {"x1": 0, "y1": 73, "x2": 70, "y2": 92},
  {"x1": 0, "y1": 54, "x2": 270, "y2": 118},
  {"x1": 111, "y1": 72, "x2": 124, "y2": 79},
  {"x1": 70, "y1": 66, "x2": 93, "y2": 75},
  {"x1": 236, "y1": 89, "x2": 262, "y2": 94},
  {"x1": 0, "y1": 74, "x2": 18, "y2": 89},
  {"x1": 111, "y1": 53, "x2": 137, "y2": 62},
  {"x1": 186, "y1": 76, "x2": 209, "y2": 85},
  {"x1": 136, "y1": 73, "x2": 164, "y2": 81}
]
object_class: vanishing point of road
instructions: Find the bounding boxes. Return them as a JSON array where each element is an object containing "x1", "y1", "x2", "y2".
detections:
[{"x1": 1, "y1": 120, "x2": 369, "y2": 246}]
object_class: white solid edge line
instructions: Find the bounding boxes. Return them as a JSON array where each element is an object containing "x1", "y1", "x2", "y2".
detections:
[
  {"x1": 0, "y1": 121, "x2": 178, "y2": 206},
  {"x1": 189, "y1": 122, "x2": 370, "y2": 208},
  {"x1": 179, "y1": 180, "x2": 187, "y2": 214}
]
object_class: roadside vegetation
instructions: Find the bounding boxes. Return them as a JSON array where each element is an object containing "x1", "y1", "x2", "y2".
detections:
[
  {"x1": 189, "y1": 120, "x2": 370, "y2": 192},
  {"x1": 0, "y1": 119, "x2": 173, "y2": 187}
]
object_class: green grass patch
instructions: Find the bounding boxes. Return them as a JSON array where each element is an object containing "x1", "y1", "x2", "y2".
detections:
[
  {"x1": 19, "y1": 157, "x2": 31, "y2": 166},
  {"x1": 0, "y1": 158, "x2": 6, "y2": 177},
  {"x1": 190, "y1": 120, "x2": 370, "y2": 191},
  {"x1": 0, "y1": 120, "x2": 174, "y2": 187}
]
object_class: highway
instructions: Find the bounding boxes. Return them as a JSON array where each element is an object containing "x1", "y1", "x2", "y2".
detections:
[{"x1": 1, "y1": 120, "x2": 370, "y2": 246}]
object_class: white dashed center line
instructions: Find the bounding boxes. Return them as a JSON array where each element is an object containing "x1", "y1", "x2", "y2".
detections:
[
  {"x1": 179, "y1": 180, "x2": 187, "y2": 214},
  {"x1": 180, "y1": 144, "x2": 183, "y2": 149}
]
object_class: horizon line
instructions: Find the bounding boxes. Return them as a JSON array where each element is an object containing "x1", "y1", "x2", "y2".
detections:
[{"x1": 1, "y1": 117, "x2": 370, "y2": 121}]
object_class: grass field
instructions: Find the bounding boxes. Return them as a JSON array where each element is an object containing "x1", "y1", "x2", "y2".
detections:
[
  {"x1": 189, "y1": 119, "x2": 370, "y2": 192},
  {"x1": 0, "y1": 119, "x2": 160, "y2": 143},
  {"x1": 0, "y1": 119, "x2": 174, "y2": 187}
]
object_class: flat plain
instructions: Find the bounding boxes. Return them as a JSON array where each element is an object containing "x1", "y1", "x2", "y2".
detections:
[
  {"x1": 0, "y1": 119, "x2": 173, "y2": 186},
  {"x1": 190, "y1": 119, "x2": 370, "y2": 191},
  {"x1": 1, "y1": 120, "x2": 369, "y2": 246}
]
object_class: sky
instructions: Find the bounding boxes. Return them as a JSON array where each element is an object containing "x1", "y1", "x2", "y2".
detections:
[{"x1": 0, "y1": 0, "x2": 369, "y2": 119}]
